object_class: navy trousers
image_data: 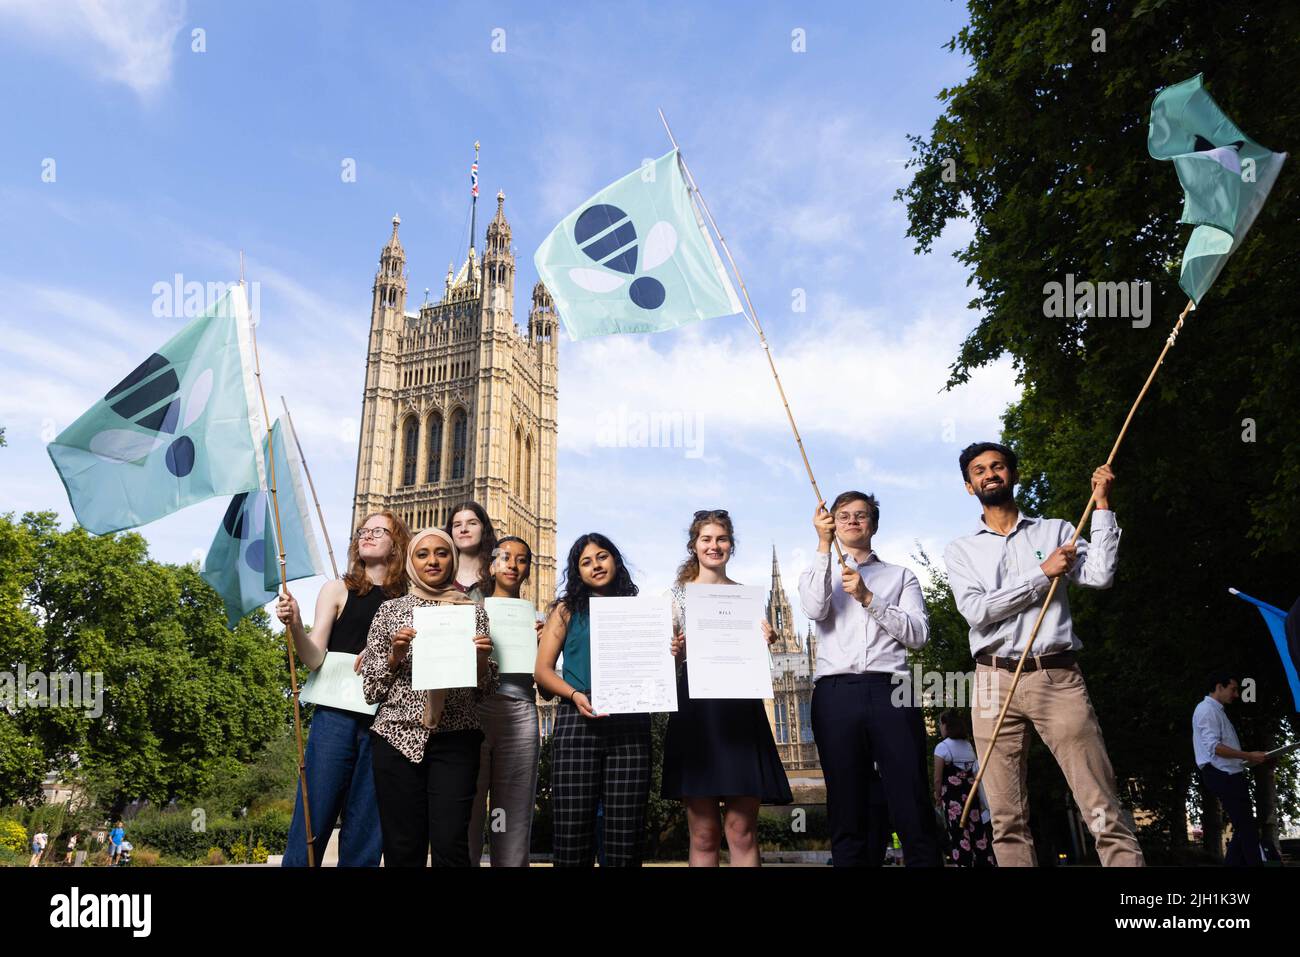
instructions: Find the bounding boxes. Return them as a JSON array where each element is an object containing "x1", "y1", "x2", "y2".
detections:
[
  {"x1": 1199, "y1": 764, "x2": 1263, "y2": 867},
  {"x1": 811, "y1": 672, "x2": 941, "y2": 867}
]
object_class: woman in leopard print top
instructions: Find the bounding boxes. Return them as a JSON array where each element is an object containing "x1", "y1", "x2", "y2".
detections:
[{"x1": 362, "y1": 527, "x2": 499, "y2": 866}]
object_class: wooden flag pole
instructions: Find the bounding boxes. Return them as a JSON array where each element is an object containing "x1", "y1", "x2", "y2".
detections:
[
  {"x1": 658, "y1": 109, "x2": 849, "y2": 569},
  {"x1": 243, "y1": 265, "x2": 317, "y2": 867},
  {"x1": 280, "y1": 396, "x2": 340, "y2": 579},
  {"x1": 959, "y1": 297, "x2": 1197, "y2": 828}
]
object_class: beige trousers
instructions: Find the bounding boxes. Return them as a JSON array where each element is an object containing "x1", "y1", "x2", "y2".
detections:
[{"x1": 971, "y1": 662, "x2": 1144, "y2": 867}]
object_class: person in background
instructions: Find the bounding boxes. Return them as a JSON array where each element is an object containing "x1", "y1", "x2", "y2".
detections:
[
  {"x1": 933, "y1": 709, "x2": 995, "y2": 867},
  {"x1": 469, "y1": 536, "x2": 542, "y2": 866},
  {"x1": 446, "y1": 502, "x2": 497, "y2": 597},
  {"x1": 108, "y1": 822, "x2": 125, "y2": 865},
  {"x1": 277, "y1": 510, "x2": 410, "y2": 867},
  {"x1": 28, "y1": 829, "x2": 47, "y2": 867},
  {"x1": 1194, "y1": 672, "x2": 1273, "y2": 867},
  {"x1": 63, "y1": 832, "x2": 78, "y2": 866}
]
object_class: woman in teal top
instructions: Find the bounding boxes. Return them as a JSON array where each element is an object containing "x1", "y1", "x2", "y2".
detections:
[{"x1": 535, "y1": 532, "x2": 655, "y2": 866}]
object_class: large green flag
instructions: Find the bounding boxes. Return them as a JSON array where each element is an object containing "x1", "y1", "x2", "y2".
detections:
[
  {"x1": 47, "y1": 284, "x2": 265, "y2": 534},
  {"x1": 1148, "y1": 74, "x2": 1288, "y2": 304},
  {"x1": 534, "y1": 149, "x2": 742, "y2": 339},
  {"x1": 201, "y1": 418, "x2": 326, "y2": 627}
]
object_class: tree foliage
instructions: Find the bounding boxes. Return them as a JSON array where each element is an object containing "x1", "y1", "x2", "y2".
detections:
[{"x1": 0, "y1": 511, "x2": 293, "y2": 814}]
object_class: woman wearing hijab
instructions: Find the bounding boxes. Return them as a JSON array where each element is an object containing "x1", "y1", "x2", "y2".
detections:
[{"x1": 362, "y1": 527, "x2": 498, "y2": 866}]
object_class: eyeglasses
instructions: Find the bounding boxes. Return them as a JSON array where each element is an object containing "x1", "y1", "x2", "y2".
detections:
[
  {"x1": 835, "y1": 511, "x2": 872, "y2": 523},
  {"x1": 354, "y1": 527, "x2": 392, "y2": 541},
  {"x1": 693, "y1": 509, "x2": 729, "y2": 520}
]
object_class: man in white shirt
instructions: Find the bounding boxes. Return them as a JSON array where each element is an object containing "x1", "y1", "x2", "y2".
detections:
[
  {"x1": 1193, "y1": 673, "x2": 1270, "y2": 866},
  {"x1": 799, "y1": 490, "x2": 940, "y2": 866},
  {"x1": 943, "y1": 442, "x2": 1143, "y2": 866}
]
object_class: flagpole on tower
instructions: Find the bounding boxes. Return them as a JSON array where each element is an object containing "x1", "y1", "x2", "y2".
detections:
[
  {"x1": 242, "y1": 258, "x2": 317, "y2": 867},
  {"x1": 657, "y1": 109, "x2": 849, "y2": 569},
  {"x1": 469, "y1": 140, "x2": 480, "y2": 259}
]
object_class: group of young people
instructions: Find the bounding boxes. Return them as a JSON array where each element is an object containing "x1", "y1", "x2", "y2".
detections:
[{"x1": 275, "y1": 439, "x2": 1146, "y2": 868}]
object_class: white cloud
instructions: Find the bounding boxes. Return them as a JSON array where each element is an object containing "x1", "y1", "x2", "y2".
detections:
[
  {"x1": 556, "y1": 295, "x2": 1018, "y2": 457},
  {"x1": 0, "y1": 0, "x2": 186, "y2": 98}
]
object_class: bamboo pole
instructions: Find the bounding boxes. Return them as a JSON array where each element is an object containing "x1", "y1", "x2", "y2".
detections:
[
  {"x1": 658, "y1": 109, "x2": 850, "y2": 569},
  {"x1": 280, "y1": 396, "x2": 340, "y2": 579},
  {"x1": 959, "y1": 297, "x2": 1197, "y2": 828},
  {"x1": 243, "y1": 267, "x2": 317, "y2": 867}
]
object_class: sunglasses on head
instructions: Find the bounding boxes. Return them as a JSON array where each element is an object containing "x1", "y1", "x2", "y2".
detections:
[{"x1": 693, "y1": 509, "x2": 729, "y2": 520}]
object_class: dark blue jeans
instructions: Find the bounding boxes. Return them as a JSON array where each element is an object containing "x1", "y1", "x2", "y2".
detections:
[{"x1": 283, "y1": 707, "x2": 382, "y2": 867}]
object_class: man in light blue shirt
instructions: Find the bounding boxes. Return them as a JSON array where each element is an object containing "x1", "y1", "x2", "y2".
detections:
[
  {"x1": 943, "y1": 441, "x2": 1143, "y2": 866},
  {"x1": 1193, "y1": 672, "x2": 1270, "y2": 866}
]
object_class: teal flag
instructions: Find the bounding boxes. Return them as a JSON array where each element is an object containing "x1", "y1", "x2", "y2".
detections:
[
  {"x1": 534, "y1": 149, "x2": 742, "y2": 339},
  {"x1": 1148, "y1": 74, "x2": 1288, "y2": 304},
  {"x1": 47, "y1": 284, "x2": 265, "y2": 534},
  {"x1": 202, "y1": 419, "x2": 325, "y2": 627},
  {"x1": 1230, "y1": 588, "x2": 1300, "y2": 712}
]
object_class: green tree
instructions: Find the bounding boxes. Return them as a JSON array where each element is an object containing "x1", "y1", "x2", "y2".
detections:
[
  {"x1": 1, "y1": 511, "x2": 293, "y2": 815},
  {"x1": 898, "y1": 1, "x2": 1299, "y2": 858}
]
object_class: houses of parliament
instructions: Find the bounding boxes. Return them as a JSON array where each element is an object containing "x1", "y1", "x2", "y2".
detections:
[
  {"x1": 350, "y1": 189, "x2": 559, "y2": 606},
  {"x1": 349, "y1": 164, "x2": 820, "y2": 781}
]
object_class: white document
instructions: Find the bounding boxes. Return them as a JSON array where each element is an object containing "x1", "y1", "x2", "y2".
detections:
[
  {"x1": 411, "y1": 605, "x2": 478, "y2": 690},
  {"x1": 683, "y1": 584, "x2": 774, "y2": 699},
  {"x1": 299, "y1": 652, "x2": 378, "y2": 715},
  {"x1": 484, "y1": 597, "x2": 540, "y2": 673},
  {"x1": 590, "y1": 595, "x2": 677, "y2": 714}
]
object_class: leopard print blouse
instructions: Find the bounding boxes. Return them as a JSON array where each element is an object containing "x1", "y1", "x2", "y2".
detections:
[{"x1": 362, "y1": 594, "x2": 499, "y2": 763}]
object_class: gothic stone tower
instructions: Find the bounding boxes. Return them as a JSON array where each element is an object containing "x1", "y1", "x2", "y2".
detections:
[
  {"x1": 765, "y1": 546, "x2": 820, "y2": 771},
  {"x1": 351, "y1": 193, "x2": 559, "y2": 605}
]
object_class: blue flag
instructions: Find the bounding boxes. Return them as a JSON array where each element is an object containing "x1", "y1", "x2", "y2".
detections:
[
  {"x1": 47, "y1": 284, "x2": 265, "y2": 534},
  {"x1": 1230, "y1": 588, "x2": 1300, "y2": 711},
  {"x1": 201, "y1": 418, "x2": 325, "y2": 627},
  {"x1": 534, "y1": 149, "x2": 742, "y2": 339}
]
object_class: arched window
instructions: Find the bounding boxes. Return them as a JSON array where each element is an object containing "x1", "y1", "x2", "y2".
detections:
[
  {"x1": 426, "y1": 413, "x2": 443, "y2": 483},
  {"x1": 513, "y1": 426, "x2": 522, "y2": 494},
  {"x1": 525, "y1": 436, "x2": 532, "y2": 505},
  {"x1": 451, "y1": 409, "x2": 467, "y2": 480},
  {"x1": 401, "y1": 417, "x2": 418, "y2": 487}
]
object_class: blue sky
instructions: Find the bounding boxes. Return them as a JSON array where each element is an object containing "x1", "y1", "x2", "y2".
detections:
[{"x1": 0, "y1": 0, "x2": 1018, "y2": 633}]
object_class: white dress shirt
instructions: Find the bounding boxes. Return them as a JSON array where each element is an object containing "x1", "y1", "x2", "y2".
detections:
[
  {"x1": 798, "y1": 549, "x2": 929, "y2": 678},
  {"x1": 942, "y1": 510, "x2": 1120, "y2": 658},
  {"x1": 1192, "y1": 695, "x2": 1244, "y2": 773}
]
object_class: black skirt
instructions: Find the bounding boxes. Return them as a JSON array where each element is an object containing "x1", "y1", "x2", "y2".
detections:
[{"x1": 661, "y1": 665, "x2": 793, "y2": 804}]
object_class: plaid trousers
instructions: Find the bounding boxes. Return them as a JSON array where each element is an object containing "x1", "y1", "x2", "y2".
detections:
[{"x1": 552, "y1": 701, "x2": 652, "y2": 867}]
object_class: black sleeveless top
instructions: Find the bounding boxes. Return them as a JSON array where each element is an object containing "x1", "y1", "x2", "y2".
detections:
[{"x1": 328, "y1": 585, "x2": 388, "y2": 656}]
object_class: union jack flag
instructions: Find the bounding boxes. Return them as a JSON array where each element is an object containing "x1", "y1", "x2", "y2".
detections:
[{"x1": 471, "y1": 161, "x2": 478, "y2": 198}]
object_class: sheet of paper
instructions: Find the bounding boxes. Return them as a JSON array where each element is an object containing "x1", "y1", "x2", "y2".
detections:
[
  {"x1": 1266, "y1": 740, "x2": 1300, "y2": 758},
  {"x1": 590, "y1": 595, "x2": 677, "y2": 714},
  {"x1": 683, "y1": 584, "x2": 774, "y2": 699},
  {"x1": 411, "y1": 604, "x2": 478, "y2": 690},
  {"x1": 485, "y1": 597, "x2": 540, "y2": 674},
  {"x1": 299, "y1": 652, "x2": 378, "y2": 715}
]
